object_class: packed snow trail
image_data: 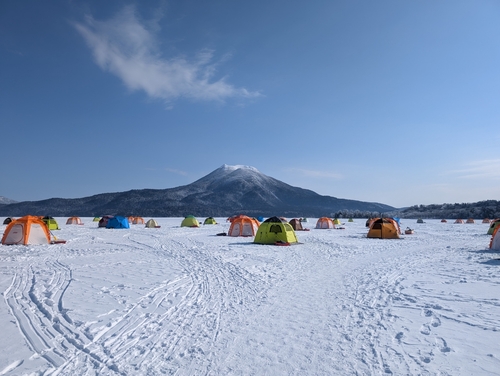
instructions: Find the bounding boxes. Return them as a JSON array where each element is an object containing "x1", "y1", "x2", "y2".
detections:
[{"x1": 0, "y1": 218, "x2": 498, "y2": 375}]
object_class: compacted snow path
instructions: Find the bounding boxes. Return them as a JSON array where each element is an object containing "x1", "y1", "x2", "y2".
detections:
[{"x1": 0, "y1": 218, "x2": 498, "y2": 375}]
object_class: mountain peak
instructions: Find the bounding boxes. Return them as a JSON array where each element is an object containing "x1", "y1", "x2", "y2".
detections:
[{"x1": 220, "y1": 164, "x2": 259, "y2": 173}]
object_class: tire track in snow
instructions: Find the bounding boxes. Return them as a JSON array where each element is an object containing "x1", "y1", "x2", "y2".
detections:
[
  {"x1": 333, "y1": 241, "x2": 429, "y2": 375},
  {"x1": 3, "y1": 259, "x2": 122, "y2": 375},
  {"x1": 56, "y1": 233, "x2": 266, "y2": 375}
]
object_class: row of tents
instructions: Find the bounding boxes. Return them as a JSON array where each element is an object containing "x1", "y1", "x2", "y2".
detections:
[
  {"x1": 3, "y1": 215, "x2": 500, "y2": 249},
  {"x1": 436, "y1": 218, "x2": 492, "y2": 224}
]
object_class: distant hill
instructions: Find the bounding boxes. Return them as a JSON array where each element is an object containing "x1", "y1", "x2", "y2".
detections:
[
  {"x1": 0, "y1": 196, "x2": 17, "y2": 205},
  {"x1": 398, "y1": 200, "x2": 500, "y2": 219},
  {"x1": 0, "y1": 165, "x2": 394, "y2": 217}
]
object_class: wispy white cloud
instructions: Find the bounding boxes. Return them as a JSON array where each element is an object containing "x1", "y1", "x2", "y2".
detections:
[
  {"x1": 73, "y1": 5, "x2": 260, "y2": 104},
  {"x1": 287, "y1": 168, "x2": 343, "y2": 180},
  {"x1": 451, "y1": 159, "x2": 500, "y2": 180},
  {"x1": 165, "y1": 167, "x2": 188, "y2": 176}
]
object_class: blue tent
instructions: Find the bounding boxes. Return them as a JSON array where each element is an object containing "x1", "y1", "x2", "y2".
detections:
[{"x1": 106, "y1": 216, "x2": 130, "y2": 229}]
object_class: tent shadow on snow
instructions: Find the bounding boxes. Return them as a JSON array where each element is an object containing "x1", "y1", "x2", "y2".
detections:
[
  {"x1": 481, "y1": 259, "x2": 500, "y2": 266},
  {"x1": 469, "y1": 248, "x2": 500, "y2": 255}
]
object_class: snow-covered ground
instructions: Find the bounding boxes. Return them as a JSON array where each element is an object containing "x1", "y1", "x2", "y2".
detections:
[{"x1": 0, "y1": 217, "x2": 498, "y2": 375}]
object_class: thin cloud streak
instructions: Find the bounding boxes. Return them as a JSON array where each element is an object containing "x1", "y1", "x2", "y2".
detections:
[
  {"x1": 451, "y1": 159, "x2": 500, "y2": 180},
  {"x1": 73, "y1": 6, "x2": 260, "y2": 103},
  {"x1": 165, "y1": 168, "x2": 188, "y2": 176}
]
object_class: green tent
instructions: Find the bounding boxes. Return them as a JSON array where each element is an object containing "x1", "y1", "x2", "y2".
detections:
[
  {"x1": 333, "y1": 218, "x2": 342, "y2": 225},
  {"x1": 204, "y1": 217, "x2": 217, "y2": 225},
  {"x1": 93, "y1": 217, "x2": 101, "y2": 222},
  {"x1": 348, "y1": 218, "x2": 354, "y2": 222},
  {"x1": 487, "y1": 219, "x2": 500, "y2": 235},
  {"x1": 181, "y1": 215, "x2": 200, "y2": 227},
  {"x1": 254, "y1": 217, "x2": 298, "y2": 245},
  {"x1": 42, "y1": 216, "x2": 60, "y2": 230}
]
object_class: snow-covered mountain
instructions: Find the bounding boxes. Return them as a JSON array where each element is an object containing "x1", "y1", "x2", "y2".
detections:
[
  {"x1": 0, "y1": 196, "x2": 17, "y2": 205},
  {"x1": 0, "y1": 165, "x2": 394, "y2": 217}
]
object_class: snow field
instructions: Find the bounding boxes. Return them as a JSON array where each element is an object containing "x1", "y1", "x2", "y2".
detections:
[{"x1": 0, "y1": 218, "x2": 498, "y2": 375}]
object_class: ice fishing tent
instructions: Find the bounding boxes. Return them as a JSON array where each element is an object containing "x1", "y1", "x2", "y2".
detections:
[
  {"x1": 1, "y1": 215, "x2": 51, "y2": 245},
  {"x1": 145, "y1": 219, "x2": 160, "y2": 228},
  {"x1": 417, "y1": 218, "x2": 424, "y2": 223},
  {"x1": 441, "y1": 219, "x2": 448, "y2": 223},
  {"x1": 316, "y1": 217, "x2": 335, "y2": 229},
  {"x1": 106, "y1": 216, "x2": 130, "y2": 229},
  {"x1": 367, "y1": 218, "x2": 400, "y2": 239},
  {"x1": 254, "y1": 216, "x2": 298, "y2": 245},
  {"x1": 3, "y1": 217, "x2": 15, "y2": 225},
  {"x1": 66, "y1": 216, "x2": 83, "y2": 225},
  {"x1": 42, "y1": 216, "x2": 60, "y2": 230},
  {"x1": 333, "y1": 218, "x2": 342, "y2": 225},
  {"x1": 98, "y1": 215, "x2": 113, "y2": 228},
  {"x1": 228, "y1": 215, "x2": 259, "y2": 237},
  {"x1": 132, "y1": 217, "x2": 145, "y2": 225},
  {"x1": 366, "y1": 218, "x2": 374, "y2": 227},
  {"x1": 93, "y1": 217, "x2": 100, "y2": 222},
  {"x1": 482, "y1": 218, "x2": 491, "y2": 224},
  {"x1": 454, "y1": 219, "x2": 464, "y2": 224},
  {"x1": 466, "y1": 218, "x2": 475, "y2": 224},
  {"x1": 489, "y1": 226, "x2": 500, "y2": 251},
  {"x1": 204, "y1": 217, "x2": 217, "y2": 225},
  {"x1": 289, "y1": 218, "x2": 305, "y2": 231},
  {"x1": 181, "y1": 215, "x2": 200, "y2": 227},
  {"x1": 348, "y1": 218, "x2": 354, "y2": 222},
  {"x1": 487, "y1": 219, "x2": 500, "y2": 235}
]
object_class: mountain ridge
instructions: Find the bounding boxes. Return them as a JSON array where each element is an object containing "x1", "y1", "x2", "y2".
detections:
[{"x1": 0, "y1": 165, "x2": 394, "y2": 217}]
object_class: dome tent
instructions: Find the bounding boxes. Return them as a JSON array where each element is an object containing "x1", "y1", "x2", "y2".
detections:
[
  {"x1": 367, "y1": 218, "x2": 400, "y2": 239},
  {"x1": 98, "y1": 215, "x2": 114, "y2": 228},
  {"x1": 487, "y1": 219, "x2": 500, "y2": 235},
  {"x1": 228, "y1": 215, "x2": 259, "y2": 237},
  {"x1": 1, "y1": 215, "x2": 51, "y2": 245},
  {"x1": 254, "y1": 217, "x2": 298, "y2": 245},
  {"x1": 66, "y1": 216, "x2": 83, "y2": 225},
  {"x1": 316, "y1": 217, "x2": 335, "y2": 229},
  {"x1": 106, "y1": 216, "x2": 130, "y2": 229},
  {"x1": 289, "y1": 218, "x2": 304, "y2": 231},
  {"x1": 181, "y1": 215, "x2": 200, "y2": 227},
  {"x1": 132, "y1": 217, "x2": 145, "y2": 225},
  {"x1": 145, "y1": 219, "x2": 161, "y2": 228},
  {"x1": 204, "y1": 217, "x2": 217, "y2": 225},
  {"x1": 42, "y1": 216, "x2": 60, "y2": 230},
  {"x1": 489, "y1": 226, "x2": 500, "y2": 251}
]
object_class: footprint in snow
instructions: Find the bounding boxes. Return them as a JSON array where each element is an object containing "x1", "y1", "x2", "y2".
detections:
[
  {"x1": 431, "y1": 316, "x2": 441, "y2": 327},
  {"x1": 435, "y1": 337, "x2": 451, "y2": 353},
  {"x1": 420, "y1": 323, "x2": 431, "y2": 335}
]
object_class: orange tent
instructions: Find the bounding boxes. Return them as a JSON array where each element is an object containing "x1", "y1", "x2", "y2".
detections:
[
  {"x1": 315, "y1": 217, "x2": 335, "y2": 229},
  {"x1": 367, "y1": 218, "x2": 400, "y2": 239},
  {"x1": 482, "y1": 218, "x2": 491, "y2": 224},
  {"x1": 228, "y1": 215, "x2": 260, "y2": 237},
  {"x1": 454, "y1": 219, "x2": 464, "y2": 224},
  {"x1": 132, "y1": 217, "x2": 145, "y2": 224},
  {"x1": 441, "y1": 219, "x2": 447, "y2": 223},
  {"x1": 1, "y1": 215, "x2": 51, "y2": 245},
  {"x1": 66, "y1": 216, "x2": 83, "y2": 225},
  {"x1": 466, "y1": 218, "x2": 475, "y2": 224}
]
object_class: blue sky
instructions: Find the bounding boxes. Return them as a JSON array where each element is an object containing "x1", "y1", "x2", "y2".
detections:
[{"x1": 1, "y1": 0, "x2": 499, "y2": 208}]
